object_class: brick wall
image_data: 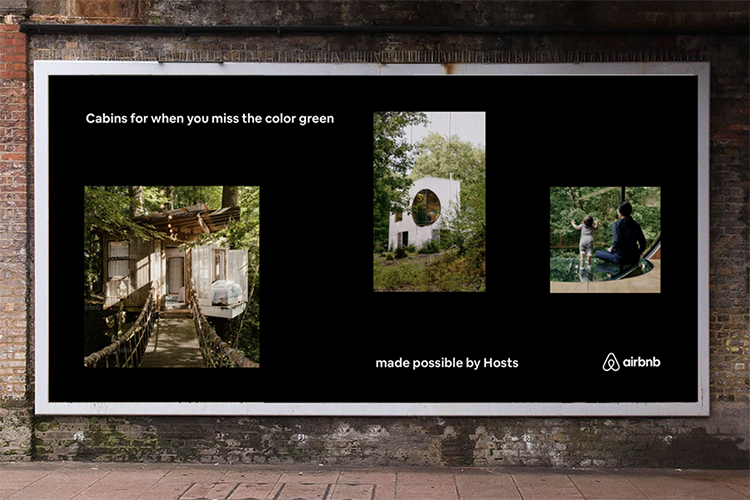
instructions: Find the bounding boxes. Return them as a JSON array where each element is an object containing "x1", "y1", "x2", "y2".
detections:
[
  {"x1": 2, "y1": 1, "x2": 749, "y2": 467},
  {"x1": 0, "y1": 17, "x2": 32, "y2": 461}
]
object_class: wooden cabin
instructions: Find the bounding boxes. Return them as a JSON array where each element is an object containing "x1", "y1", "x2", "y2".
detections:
[{"x1": 101, "y1": 202, "x2": 248, "y2": 319}]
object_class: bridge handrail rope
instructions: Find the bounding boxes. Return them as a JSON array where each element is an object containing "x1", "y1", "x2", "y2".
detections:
[
  {"x1": 84, "y1": 282, "x2": 158, "y2": 368},
  {"x1": 188, "y1": 280, "x2": 258, "y2": 368}
]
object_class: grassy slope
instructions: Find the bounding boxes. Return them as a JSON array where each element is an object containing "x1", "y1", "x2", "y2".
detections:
[{"x1": 373, "y1": 249, "x2": 485, "y2": 292}]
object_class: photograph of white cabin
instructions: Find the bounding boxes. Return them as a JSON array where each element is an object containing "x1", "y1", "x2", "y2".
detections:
[
  {"x1": 100, "y1": 202, "x2": 248, "y2": 320},
  {"x1": 388, "y1": 176, "x2": 461, "y2": 251}
]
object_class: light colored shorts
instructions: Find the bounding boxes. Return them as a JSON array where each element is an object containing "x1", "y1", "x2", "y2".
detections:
[{"x1": 579, "y1": 237, "x2": 594, "y2": 256}]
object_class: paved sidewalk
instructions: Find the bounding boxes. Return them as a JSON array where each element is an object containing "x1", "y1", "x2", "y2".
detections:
[{"x1": 0, "y1": 462, "x2": 747, "y2": 500}]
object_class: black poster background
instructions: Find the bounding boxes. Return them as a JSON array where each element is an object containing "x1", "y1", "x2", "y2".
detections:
[{"x1": 54, "y1": 73, "x2": 698, "y2": 405}]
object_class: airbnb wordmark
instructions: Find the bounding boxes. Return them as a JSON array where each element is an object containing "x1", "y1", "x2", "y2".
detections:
[{"x1": 603, "y1": 353, "x2": 661, "y2": 372}]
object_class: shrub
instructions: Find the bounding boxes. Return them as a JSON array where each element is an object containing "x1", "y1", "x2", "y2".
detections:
[
  {"x1": 418, "y1": 239, "x2": 441, "y2": 254},
  {"x1": 374, "y1": 239, "x2": 388, "y2": 254}
]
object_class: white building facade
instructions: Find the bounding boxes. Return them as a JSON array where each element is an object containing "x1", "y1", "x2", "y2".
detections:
[{"x1": 388, "y1": 176, "x2": 461, "y2": 251}]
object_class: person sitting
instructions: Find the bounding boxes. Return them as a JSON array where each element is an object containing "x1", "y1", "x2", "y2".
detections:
[{"x1": 595, "y1": 201, "x2": 647, "y2": 266}]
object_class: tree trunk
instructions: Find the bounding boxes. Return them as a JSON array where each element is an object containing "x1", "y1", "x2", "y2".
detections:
[
  {"x1": 165, "y1": 186, "x2": 174, "y2": 210},
  {"x1": 222, "y1": 186, "x2": 239, "y2": 208},
  {"x1": 129, "y1": 186, "x2": 143, "y2": 217}
]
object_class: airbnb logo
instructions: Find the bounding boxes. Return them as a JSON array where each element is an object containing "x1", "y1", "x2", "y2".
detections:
[
  {"x1": 603, "y1": 352, "x2": 661, "y2": 372},
  {"x1": 603, "y1": 353, "x2": 620, "y2": 372}
]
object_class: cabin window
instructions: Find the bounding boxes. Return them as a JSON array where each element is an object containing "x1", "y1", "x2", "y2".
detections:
[
  {"x1": 412, "y1": 189, "x2": 440, "y2": 227},
  {"x1": 214, "y1": 249, "x2": 226, "y2": 281},
  {"x1": 193, "y1": 245, "x2": 211, "y2": 302},
  {"x1": 108, "y1": 241, "x2": 130, "y2": 279},
  {"x1": 395, "y1": 211, "x2": 402, "y2": 222}
]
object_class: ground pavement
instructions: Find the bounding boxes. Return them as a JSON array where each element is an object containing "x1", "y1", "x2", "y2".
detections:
[{"x1": 1, "y1": 462, "x2": 748, "y2": 500}]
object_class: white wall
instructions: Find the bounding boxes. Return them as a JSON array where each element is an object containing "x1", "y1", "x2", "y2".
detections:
[{"x1": 388, "y1": 176, "x2": 461, "y2": 251}]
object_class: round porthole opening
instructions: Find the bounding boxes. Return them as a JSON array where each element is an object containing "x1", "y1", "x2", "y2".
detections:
[{"x1": 412, "y1": 189, "x2": 440, "y2": 227}]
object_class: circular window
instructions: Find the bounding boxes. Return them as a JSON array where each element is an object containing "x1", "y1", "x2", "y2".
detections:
[{"x1": 412, "y1": 189, "x2": 441, "y2": 227}]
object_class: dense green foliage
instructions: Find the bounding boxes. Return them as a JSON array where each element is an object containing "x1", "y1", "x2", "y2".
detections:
[
  {"x1": 549, "y1": 186, "x2": 661, "y2": 258},
  {"x1": 84, "y1": 186, "x2": 259, "y2": 296},
  {"x1": 229, "y1": 286, "x2": 259, "y2": 365},
  {"x1": 410, "y1": 132, "x2": 486, "y2": 184},
  {"x1": 202, "y1": 187, "x2": 260, "y2": 364},
  {"x1": 373, "y1": 249, "x2": 485, "y2": 292},
  {"x1": 373, "y1": 130, "x2": 486, "y2": 292},
  {"x1": 84, "y1": 186, "x2": 164, "y2": 298},
  {"x1": 84, "y1": 186, "x2": 260, "y2": 365},
  {"x1": 373, "y1": 112, "x2": 427, "y2": 251},
  {"x1": 411, "y1": 133, "x2": 486, "y2": 256}
]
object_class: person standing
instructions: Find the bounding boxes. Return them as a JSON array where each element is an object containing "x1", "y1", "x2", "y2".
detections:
[{"x1": 571, "y1": 215, "x2": 599, "y2": 266}]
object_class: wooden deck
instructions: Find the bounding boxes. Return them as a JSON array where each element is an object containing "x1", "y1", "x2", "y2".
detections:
[
  {"x1": 550, "y1": 259, "x2": 661, "y2": 293},
  {"x1": 140, "y1": 317, "x2": 204, "y2": 368}
]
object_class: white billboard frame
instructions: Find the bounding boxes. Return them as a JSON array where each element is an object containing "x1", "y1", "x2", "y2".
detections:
[{"x1": 35, "y1": 60, "x2": 710, "y2": 416}]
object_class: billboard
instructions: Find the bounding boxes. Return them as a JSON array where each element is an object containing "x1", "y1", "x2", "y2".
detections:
[{"x1": 36, "y1": 61, "x2": 709, "y2": 416}]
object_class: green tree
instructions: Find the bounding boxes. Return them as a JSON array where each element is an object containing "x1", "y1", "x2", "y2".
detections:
[
  {"x1": 142, "y1": 186, "x2": 170, "y2": 213},
  {"x1": 83, "y1": 186, "x2": 164, "y2": 298},
  {"x1": 174, "y1": 186, "x2": 222, "y2": 210},
  {"x1": 373, "y1": 111, "x2": 427, "y2": 251},
  {"x1": 139, "y1": 186, "x2": 225, "y2": 214},
  {"x1": 410, "y1": 133, "x2": 486, "y2": 254},
  {"x1": 84, "y1": 186, "x2": 164, "y2": 245},
  {"x1": 410, "y1": 132, "x2": 486, "y2": 186},
  {"x1": 201, "y1": 186, "x2": 260, "y2": 364},
  {"x1": 191, "y1": 186, "x2": 259, "y2": 251},
  {"x1": 549, "y1": 186, "x2": 660, "y2": 257}
]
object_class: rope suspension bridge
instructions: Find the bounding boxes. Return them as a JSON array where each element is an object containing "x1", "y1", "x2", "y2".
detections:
[{"x1": 84, "y1": 281, "x2": 258, "y2": 369}]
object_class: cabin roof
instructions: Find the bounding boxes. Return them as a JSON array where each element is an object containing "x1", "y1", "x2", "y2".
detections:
[{"x1": 133, "y1": 202, "x2": 239, "y2": 238}]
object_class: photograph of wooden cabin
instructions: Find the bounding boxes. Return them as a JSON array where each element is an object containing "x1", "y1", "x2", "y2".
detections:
[{"x1": 84, "y1": 186, "x2": 260, "y2": 368}]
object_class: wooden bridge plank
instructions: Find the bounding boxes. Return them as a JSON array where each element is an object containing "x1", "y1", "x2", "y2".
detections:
[{"x1": 140, "y1": 318, "x2": 204, "y2": 368}]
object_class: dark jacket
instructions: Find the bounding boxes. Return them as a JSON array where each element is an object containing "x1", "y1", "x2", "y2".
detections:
[{"x1": 611, "y1": 217, "x2": 647, "y2": 264}]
